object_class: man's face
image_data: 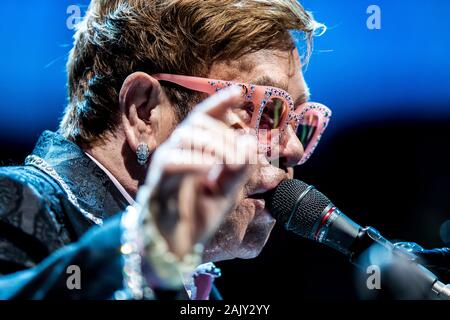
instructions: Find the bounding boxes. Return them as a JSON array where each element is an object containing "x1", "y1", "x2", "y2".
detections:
[{"x1": 200, "y1": 48, "x2": 309, "y2": 262}]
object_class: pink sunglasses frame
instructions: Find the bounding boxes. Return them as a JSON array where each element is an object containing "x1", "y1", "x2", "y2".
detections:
[{"x1": 152, "y1": 73, "x2": 332, "y2": 165}]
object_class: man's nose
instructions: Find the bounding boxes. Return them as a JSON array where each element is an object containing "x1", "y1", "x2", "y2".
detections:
[{"x1": 278, "y1": 125, "x2": 304, "y2": 167}]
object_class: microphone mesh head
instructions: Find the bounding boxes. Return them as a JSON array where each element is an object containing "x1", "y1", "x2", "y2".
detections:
[{"x1": 267, "y1": 179, "x2": 332, "y2": 239}]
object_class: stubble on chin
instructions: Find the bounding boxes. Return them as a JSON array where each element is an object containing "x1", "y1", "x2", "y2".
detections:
[{"x1": 202, "y1": 198, "x2": 274, "y2": 262}]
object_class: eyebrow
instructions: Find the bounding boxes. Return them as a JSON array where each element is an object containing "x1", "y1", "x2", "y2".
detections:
[
  {"x1": 252, "y1": 75, "x2": 310, "y2": 106},
  {"x1": 252, "y1": 76, "x2": 288, "y2": 91}
]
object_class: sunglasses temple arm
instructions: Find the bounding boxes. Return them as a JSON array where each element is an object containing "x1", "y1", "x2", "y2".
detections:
[{"x1": 152, "y1": 73, "x2": 219, "y2": 95}]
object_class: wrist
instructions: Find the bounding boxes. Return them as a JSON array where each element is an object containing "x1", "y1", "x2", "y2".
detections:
[{"x1": 136, "y1": 201, "x2": 204, "y2": 290}]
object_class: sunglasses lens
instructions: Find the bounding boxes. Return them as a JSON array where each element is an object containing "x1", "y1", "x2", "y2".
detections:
[
  {"x1": 257, "y1": 97, "x2": 287, "y2": 145},
  {"x1": 259, "y1": 98, "x2": 285, "y2": 130},
  {"x1": 296, "y1": 113, "x2": 320, "y2": 149},
  {"x1": 293, "y1": 102, "x2": 332, "y2": 165}
]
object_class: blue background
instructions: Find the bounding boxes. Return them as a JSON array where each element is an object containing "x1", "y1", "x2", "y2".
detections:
[{"x1": 1, "y1": 0, "x2": 449, "y2": 143}]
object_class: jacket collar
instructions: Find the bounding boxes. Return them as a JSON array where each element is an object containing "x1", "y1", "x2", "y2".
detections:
[{"x1": 28, "y1": 131, "x2": 129, "y2": 222}]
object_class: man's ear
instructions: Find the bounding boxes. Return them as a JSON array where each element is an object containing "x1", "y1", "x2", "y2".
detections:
[{"x1": 119, "y1": 72, "x2": 162, "y2": 153}]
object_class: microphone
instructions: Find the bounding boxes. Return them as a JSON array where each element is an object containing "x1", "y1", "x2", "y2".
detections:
[{"x1": 266, "y1": 179, "x2": 450, "y2": 300}]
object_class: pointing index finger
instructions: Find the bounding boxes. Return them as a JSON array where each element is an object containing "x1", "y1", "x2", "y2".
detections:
[{"x1": 191, "y1": 85, "x2": 243, "y2": 123}]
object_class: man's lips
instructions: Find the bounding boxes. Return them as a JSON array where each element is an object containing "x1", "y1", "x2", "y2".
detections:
[
  {"x1": 247, "y1": 184, "x2": 281, "y2": 219},
  {"x1": 252, "y1": 198, "x2": 265, "y2": 212},
  {"x1": 248, "y1": 198, "x2": 276, "y2": 225},
  {"x1": 247, "y1": 192, "x2": 265, "y2": 200}
]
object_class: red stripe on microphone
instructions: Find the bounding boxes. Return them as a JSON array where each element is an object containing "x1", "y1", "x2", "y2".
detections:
[{"x1": 314, "y1": 207, "x2": 336, "y2": 241}]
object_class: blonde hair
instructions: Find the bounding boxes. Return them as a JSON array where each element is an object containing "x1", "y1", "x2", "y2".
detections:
[{"x1": 60, "y1": 0, "x2": 324, "y2": 146}]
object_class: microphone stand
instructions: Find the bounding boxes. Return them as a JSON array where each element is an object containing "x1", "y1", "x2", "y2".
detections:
[{"x1": 350, "y1": 227, "x2": 450, "y2": 300}]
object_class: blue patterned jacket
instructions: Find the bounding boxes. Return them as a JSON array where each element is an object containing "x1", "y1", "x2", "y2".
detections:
[{"x1": 0, "y1": 131, "x2": 149, "y2": 299}]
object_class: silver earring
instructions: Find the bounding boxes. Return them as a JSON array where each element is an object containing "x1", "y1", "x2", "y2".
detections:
[{"x1": 136, "y1": 143, "x2": 150, "y2": 165}]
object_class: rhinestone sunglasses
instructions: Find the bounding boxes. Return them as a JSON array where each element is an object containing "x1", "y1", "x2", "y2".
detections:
[{"x1": 153, "y1": 73, "x2": 332, "y2": 165}]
